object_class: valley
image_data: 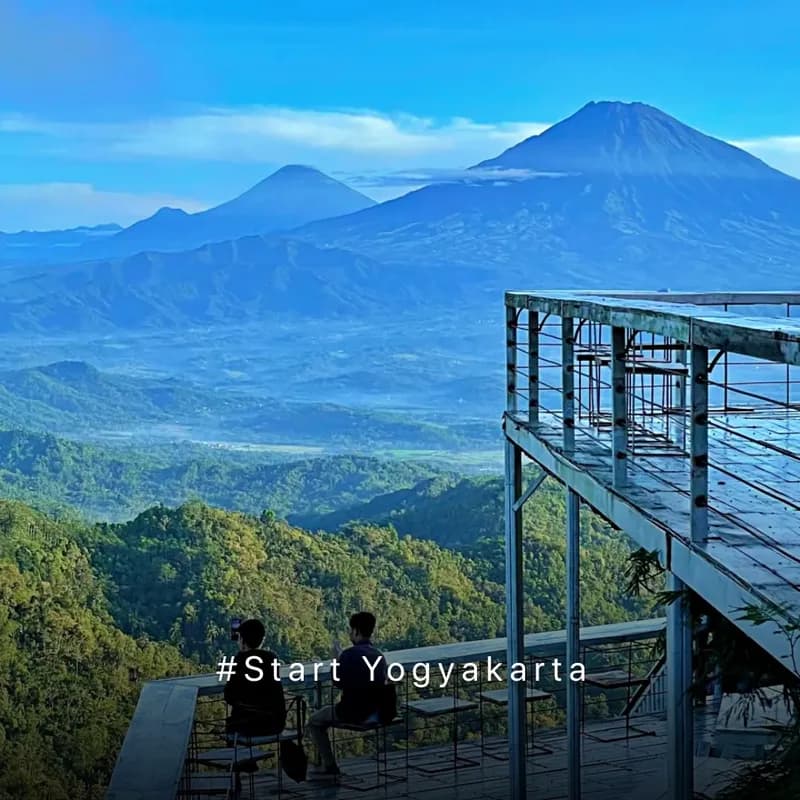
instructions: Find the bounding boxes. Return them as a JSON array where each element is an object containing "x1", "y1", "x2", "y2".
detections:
[{"x1": 2, "y1": 96, "x2": 799, "y2": 799}]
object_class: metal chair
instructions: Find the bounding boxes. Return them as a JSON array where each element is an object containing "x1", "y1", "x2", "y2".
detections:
[
  {"x1": 581, "y1": 641, "x2": 655, "y2": 743},
  {"x1": 329, "y1": 714, "x2": 407, "y2": 792},
  {"x1": 478, "y1": 687, "x2": 554, "y2": 759},
  {"x1": 190, "y1": 695, "x2": 306, "y2": 798}
]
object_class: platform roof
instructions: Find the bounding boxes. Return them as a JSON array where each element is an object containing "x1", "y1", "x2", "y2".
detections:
[{"x1": 506, "y1": 290, "x2": 800, "y2": 366}]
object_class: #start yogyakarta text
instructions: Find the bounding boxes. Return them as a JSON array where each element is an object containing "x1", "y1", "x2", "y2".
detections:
[{"x1": 217, "y1": 655, "x2": 587, "y2": 688}]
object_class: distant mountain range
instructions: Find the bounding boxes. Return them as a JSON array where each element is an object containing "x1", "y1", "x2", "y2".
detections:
[
  {"x1": 0, "y1": 235, "x2": 485, "y2": 331},
  {"x1": 2, "y1": 101, "x2": 800, "y2": 333},
  {"x1": 0, "y1": 429, "x2": 446, "y2": 520},
  {"x1": 0, "y1": 223, "x2": 121, "y2": 260},
  {"x1": 0, "y1": 360, "x2": 494, "y2": 450},
  {"x1": 80, "y1": 165, "x2": 376, "y2": 258},
  {"x1": 296, "y1": 101, "x2": 800, "y2": 287},
  {"x1": 0, "y1": 166, "x2": 374, "y2": 265}
]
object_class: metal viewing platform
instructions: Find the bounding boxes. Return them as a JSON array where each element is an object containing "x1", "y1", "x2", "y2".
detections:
[
  {"x1": 107, "y1": 621, "x2": 669, "y2": 800},
  {"x1": 503, "y1": 290, "x2": 800, "y2": 800}
]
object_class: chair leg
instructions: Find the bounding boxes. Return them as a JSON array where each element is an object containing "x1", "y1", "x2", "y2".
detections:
[
  {"x1": 375, "y1": 727, "x2": 381, "y2": 786},
  {"x1": 383, "y1": 726, "x2": 388, "y2": 781},
  {"x1": 248, "y1": 742, "x2": 255, "y2": 798},
  {"x1": 277, "y1": 741, "x2": 283, "y2": 798}
]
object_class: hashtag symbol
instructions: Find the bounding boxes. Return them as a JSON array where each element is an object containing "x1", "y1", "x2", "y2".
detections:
[{"x1": 216, "y1": 656, "x2": 236, "y2": 682}]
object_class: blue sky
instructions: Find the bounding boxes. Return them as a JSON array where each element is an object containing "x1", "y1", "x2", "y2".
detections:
[{"x1": 2, "y1": 0, "x2": 800, "y2": 230}]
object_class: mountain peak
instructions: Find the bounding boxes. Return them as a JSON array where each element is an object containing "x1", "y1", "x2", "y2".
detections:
[
  {"x1": 269, "y1": 164, "x2": 327, "y2": 180},
  {"x1": 208, "y1": 165, "x2": 375, "y2": 221},
  {"x1": 151, "y1": 206, "x2": 189, "y2": 219},
  {"x1": 574, "y1": 99, "x2": 669, "y2": 116},
  {"x1": 477, "y1": 99, "x2": 784, "y2": 179},
  {"x1": 37, "y1": 360, "x2": 102, "y2": 382},
  {"x1": 96, "y1": 166, "x2": 376, "y2": 257}
]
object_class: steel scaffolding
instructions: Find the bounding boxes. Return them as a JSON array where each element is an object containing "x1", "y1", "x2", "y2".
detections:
[{"x1": 503, "y1": 291, "x2": 800, "y2": 800}]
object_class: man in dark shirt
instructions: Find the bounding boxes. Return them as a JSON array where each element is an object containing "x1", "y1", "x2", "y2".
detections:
[
  {"x1": 309, "y1": 611, "x2": 388, "y2": 775},
  {"x1": 224, "y1": 618, "x2": 286, "y2": 738}
]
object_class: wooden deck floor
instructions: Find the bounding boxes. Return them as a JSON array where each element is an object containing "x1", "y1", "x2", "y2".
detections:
[
  {"x1": 227, "y1": 711, "x2": 743, "y2": 800},
  {"x1": 514, "y1": 412, "x2": 800, "y2": 618}
]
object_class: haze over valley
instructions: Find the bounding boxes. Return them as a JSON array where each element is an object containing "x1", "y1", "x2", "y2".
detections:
[{"x1": 2, "y1": 100, "x2": 799, "y2": 478}]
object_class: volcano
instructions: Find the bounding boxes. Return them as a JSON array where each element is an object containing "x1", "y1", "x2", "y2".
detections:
[
  {"x1": 295, "y1": 101, "x2": 800, "y2": 290},
  {"x1": 76, "y1": 165, "x2": 376, "y2": 259}
]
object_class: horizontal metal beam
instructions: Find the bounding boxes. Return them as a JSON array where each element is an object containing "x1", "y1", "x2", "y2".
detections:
[
  {"x1": 581, "y1": 291, "x2": 800, "y2": 307},
  {"x1": 504, "y1": 415, "x2": 800, "y2": 675},
  {"x1": 505, "y1": 291, "x2": 800, "y2": 367},
  {"x1": 507, "y1": 293, "x2": 692, "y2": 341},
  {"x1": 692, "y1": 316, "x2": 800, "y2": 367},
  {"x1": 507, "y1": 290, "x2": 800, "y2": 307}
]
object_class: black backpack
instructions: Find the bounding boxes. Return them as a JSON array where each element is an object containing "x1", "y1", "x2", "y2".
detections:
[{"x1": 279, "y1": 739, "x2": 308, "y2": 783}]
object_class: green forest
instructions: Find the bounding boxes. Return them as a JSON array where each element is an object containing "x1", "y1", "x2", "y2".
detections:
[
  {"x1": 0, "y1": 439, "x2": 651, "y2": 798},
  {"x1": 0, "y1": 502, "x2": 190, "y2": 800},
  {"x1": 0, "y1": 429, "x2": 449, "y2": 520}
]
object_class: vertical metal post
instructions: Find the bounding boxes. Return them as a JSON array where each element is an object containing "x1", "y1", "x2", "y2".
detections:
[
  {"x1": 722, "y1": 304, "x2": 729, "y2": 411},
  {"x1": 507, "y1": 305, "x2": 519, "y2": 414},
  {"x1": 666, "y1": 572, "x2": 693, "y2": 800},
  {"x1": 566, "y1": 488, "x2": 581, "y2": 800},
  {"x1": 787, "y1": 304, "x2": 792, "y2": 408},
  {"x1": 565, "y1": 312, "x2": 582, "y2": 800},
  {"x1": 529, "y1": 309, "x2": 539, "y2": 424},
  {"x1": 611, "y1": 325, "x2": 628, "y2": 488},
  {"x1": 504, "y1": 440, "x2": 526, "y2": 800},
  {"x1": 563, "y1": 316, "x2": 575, "y2": 454},
  {"x1": 690, "y1": 345, "x2": 709, "y2": 542},
  {"x1": 675, "y1": 344, "x2": 687, "y2": 450}
]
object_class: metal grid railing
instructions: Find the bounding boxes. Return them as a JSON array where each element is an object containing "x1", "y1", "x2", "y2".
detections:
[{"x1": 506, "y1": 295, "x2": 800, "y2": 567}]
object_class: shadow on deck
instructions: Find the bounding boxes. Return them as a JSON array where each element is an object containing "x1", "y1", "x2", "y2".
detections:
[{"x1": 231, "y1": 711, "x2": 740, "y2": 800}]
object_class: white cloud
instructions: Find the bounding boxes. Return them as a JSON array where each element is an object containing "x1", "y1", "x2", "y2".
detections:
[
  {"x1": 0, "y1": 109, "x2": 551, "y2": 229},
  {"x1": 730, "y1": 136, "x2": 800, "y2": 178},
  {"x1": 9, "y1": 105, "x2": 800, "y2": 232},
  {"x1": 0, "y1": 107, "x2": 550, "y2": 169},
  {"x1": 0, "y1": 183, "x2": 207, "y2": 232},
  {"x1": 9, "y1": 103, "x2": 800, "y2": 180}
]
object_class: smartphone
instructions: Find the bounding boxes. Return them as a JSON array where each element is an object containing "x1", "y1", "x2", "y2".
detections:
[{"x1": 230, "y1": 617, "x2": 241, "y2": 641}]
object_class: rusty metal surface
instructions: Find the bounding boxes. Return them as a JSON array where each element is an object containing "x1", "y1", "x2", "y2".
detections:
[{"x1": 506, "y1": 291, "x2": 800, "y2": 364}]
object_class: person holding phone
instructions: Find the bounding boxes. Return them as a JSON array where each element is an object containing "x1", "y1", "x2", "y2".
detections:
[
  {"x1": 308, "y1": 611, "x2": 389, "y2": 776},
  {"x1": 225, "y1": 618, "x2": 286, "y2": 738}
]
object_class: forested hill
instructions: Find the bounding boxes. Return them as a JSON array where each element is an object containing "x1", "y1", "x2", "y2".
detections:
[
  {"x1": 86, "y1": 502, "x2": 506, "y2": 662},
  {"x1": 0, "y1": 429, "x2": 449, "y2": 520},
  {"x1": 292, "y1": 473, "x2": 643, "y2": 630},
  {"x1": 1, "y1": 491, "x2": 648, "y2": 797},
  {"x1": 292, "y1": 473, "x2": 501, "y2": 546},
  {"x1": 86, "y1": 499, "x2": 646, "y2": 662},
  {"x1": 0, "y1": 361, "x2": 492, "y2": 451},
  {"x1": 292, "y1": 471, "x2": 597, "y2": 549},
  {"x1": 0, "y1": 501, "x2": 190, "y2": 800}
]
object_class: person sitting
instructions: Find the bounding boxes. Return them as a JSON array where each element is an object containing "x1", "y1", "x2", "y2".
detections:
[
  {"x1": 308, "y1": 611, "x2": 388, "y2": 776},
  {"x1": 224, "y1": 618, "x2": 286, "y2": 739}
]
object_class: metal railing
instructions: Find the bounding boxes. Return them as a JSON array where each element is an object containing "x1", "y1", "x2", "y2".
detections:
[
  {"x1": 505, "y1": 291, "x2": 800, "y2": 542},
  {"x1": 106, "y1": 619, "x2": 665, "y2": 799},
  {"x1": 502, "y1": 289, "x2": 800, "y2": 678}
]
